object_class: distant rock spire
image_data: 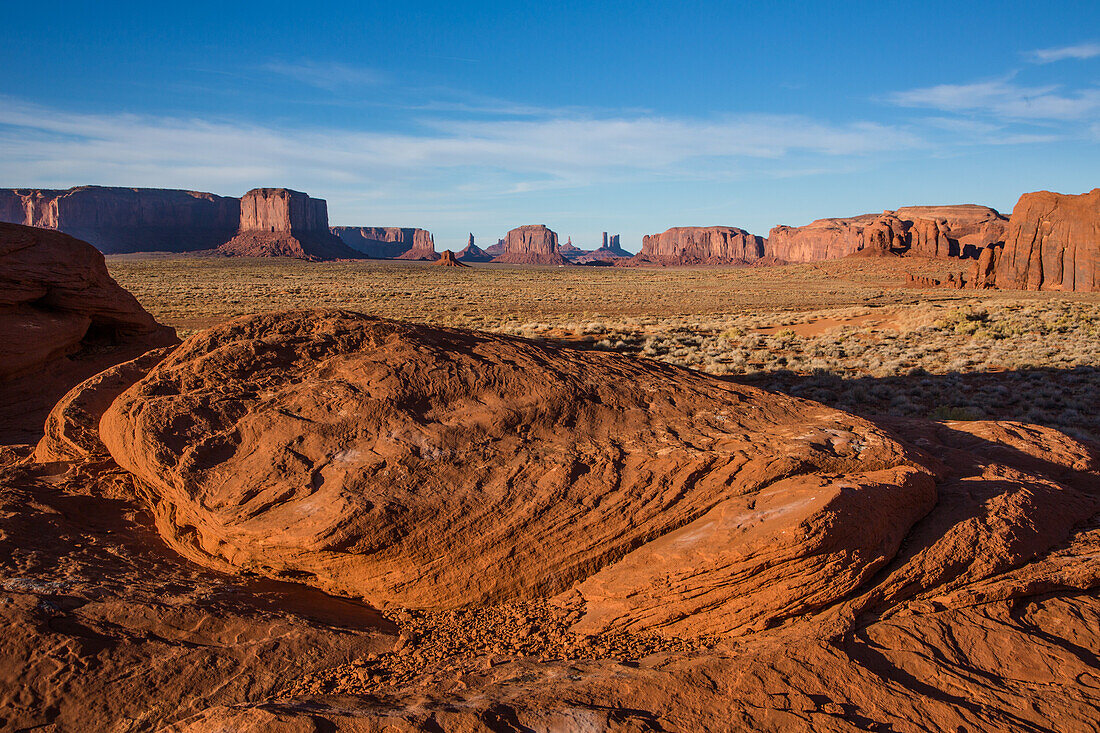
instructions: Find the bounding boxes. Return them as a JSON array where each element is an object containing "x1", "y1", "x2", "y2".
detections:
[{"x1": 602, "y1": 231, "x2": 608, "y2": 248}]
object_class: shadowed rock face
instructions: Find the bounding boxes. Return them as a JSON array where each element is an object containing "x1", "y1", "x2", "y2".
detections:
[
  {"x1": 456, "y1": 233, "x2": 493, "y2": 262},
  {"x1": 636, "y1": 226, "x2": 765, "y2": 265},
  {"x1": 432, "y1": 250, "x2": 468, "y2": 267},
  {"x1": 0, "y1": 223, "x2": 178, "y2": 443},
  {"x1": 331, "y1": 226, "x2": 437, "y2": 259},
  {"x1": 492, "y1": 225, "x2": 569, "y2": 264},
  {"x1": 896, "y1": 205, "x2": 1007, "y2": 258},
  {"x1": 990, "y1": 189, "x2": 1100, "y2": 292},
  {"x1": 767, "y1": 214, "x2": 907, "y2": 262},
  {"x1": 0, "y1": 186, "x2": 240, "y2": 254},
  {"x1": 217, "y1": 189, "x2": 361, "y2": 261}
]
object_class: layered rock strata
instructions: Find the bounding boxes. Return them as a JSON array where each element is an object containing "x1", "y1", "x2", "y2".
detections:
[
  {"x1": 331, "y1": 226, "x2": 437, "y2": 259},
  {"x1": 626, "y1": 226, "x2": 764, "y2": 266},
  {"x1": 491, "y1": 225, "x2": 569, "y2": 265},
  {"x1": 217, "y1": 189, "x2": 360, "y2": 261}
]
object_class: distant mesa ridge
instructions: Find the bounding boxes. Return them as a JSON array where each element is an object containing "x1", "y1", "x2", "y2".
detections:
[
  {"x1": 332, "y1": 226, "x2": 438, "y2": 260},
  {"x1": 216, "y1": 188, "x2": 360, "y2": 261}
]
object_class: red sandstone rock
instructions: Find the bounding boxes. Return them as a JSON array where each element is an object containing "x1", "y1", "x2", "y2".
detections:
[
  {"x1": 991, "y1": 189, "x2": 1100, "y2": 292},
  {"x1": 331, "y1": 226, "x2": 437, "y2": 259},
  {"x1": 101, "y1": 310, "x2": 929, "y2": 612},
  {"x1": 491, "y1": 225, "x2": 569, "y2": 265},
  {"x1": 0, "y1": 186, "x2": 240, "y2": 254},
  {"x1": 432, "y1": 250, "x2": 468, "y2": 267},
  {"x1": 632, "y1": 226, "x2": 764, "y2": 265},
  {"x1": 897, "y1": 205, "x2": 1007, "y2": 258},
  {"x1": 0, "y1": 223, "x2": 177, "y2": 443},
  {"x1": 766, "y1": 213, "x2": 906, "y2": 262},
  {"x1": 217, "y1": 189, "x2": 360, "y2": 261},
  {"x1": 456, "y1": 234, "x2": 493, "y2": 263}
]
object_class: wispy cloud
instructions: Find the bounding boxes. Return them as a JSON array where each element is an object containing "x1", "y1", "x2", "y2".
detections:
[
  {"x1": 1026, "y1": 42, "x2": 1100, "y2": 64},
  {"x1": 888, "y1": 78, "x2": 1100, "y2": 121},
  {"x1": 261, "y1": 60, "x2": 386, "y2": 90}
]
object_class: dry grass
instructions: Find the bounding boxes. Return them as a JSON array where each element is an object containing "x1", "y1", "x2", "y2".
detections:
[{"x1": 107, "y1": 254, "x2": 1100, "y2": 440}]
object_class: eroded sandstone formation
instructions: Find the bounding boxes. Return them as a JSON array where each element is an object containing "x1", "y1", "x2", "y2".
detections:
[
  {"x1": 456, "y1": 233, "x2": 492, "y2": 262},
  {"x1": 0, "y1": 186, "x2": 240, "y2": 254},
  {"x1": 0, "y1": 223, "x2": 177, "y2": 443},
  {"x1": 630, "y1": 226, "x2": 765, "y2": 265},
  {"x1": 217, "y1": 189, "x2": 360, "y2": 261},
  {"x1": 432, "y1": 250, "x2": 468, "y2": 268},
  {"x1": 491, "y1": 225, "x2": 569, "y2": 265},
  {"x1": 1, "y1": 305, "x2": 1099, "y2": 729},
  {"x1": 988, "y1": 189, "x2": 1100, "y2": 292},
  {"x1": 331, "y1": 226, "x2": 437, "y2": 259},
  {"x1": 767, "y1": 205, "x2": 1008, "y2": 263}
]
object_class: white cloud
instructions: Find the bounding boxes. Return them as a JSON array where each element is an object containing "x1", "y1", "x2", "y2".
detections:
[
  {"x1": 889, "y1": 78, "x2": 1100, "y2": 121},
  {"x1": 0, "y1": 96, "x2": 921, "y2": 197},
  {"x1": 261, "y1": 60, "x2": 386, "y2": 90},
  {"x1": 1027, "y1": 42, "x2": 1100, "y2": 64}
]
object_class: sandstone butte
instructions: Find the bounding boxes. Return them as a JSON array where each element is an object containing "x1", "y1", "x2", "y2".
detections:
[
  {"x1": 332, "y1": 226, "x2": 439, "y2": 260},
  {"x1": 432, "y1": 250, "x2": 469, "y2": 267},
  {"x1": 0, "y1": 185, "x2": 240, "y2": 254},
  {"x1": 491, "y1": 224, "x2": 571, "y2": 265},
  {"x1": 0, "y1": 223, "x2": 177, "y2": 444},
  {"x1": 625, "y1": 225, "x2": 766, "y2": 266},
  {"x1": 765, "y1": 205, "x2": 1008, "y2": 263},
  {"x1": 966, "y1": 188, "x2": 1100, "y2": 292},
  {"x1": 565, "y1": 232, "x2": 633, "y2": 263},
  {"x1": 216, "y1": 188, "x2": 363, "y2": 261},
  {"x1": 456, "y1": 233, "x2": 493, "y2": 263},
  {"x1": 2, "y1": 291, "x2": 1097, "y2": 730}
]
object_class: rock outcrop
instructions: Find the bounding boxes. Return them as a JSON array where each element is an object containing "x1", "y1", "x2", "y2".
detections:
[
  {"x1": 217, "y1": 189, "x2": 360, "y2": 261},
  {"x1": 986, "y1": 189, "x2": 1100, "y2": 292},
  {"x1": 0, "y1": 223, "x2": 177, "y2": 443},
  {"x1": 331, "y1": 227, "x2": 437, "y2": 259},
  {"x1": 627, "y1": 226, "x2": 764, "y2": 266},
  {"x1": 767, "y1": 205, "x2": 1007, "y2": 263},
  {"x1": 5, "y1": 307, "x2": 1100, "y2": 729},
  {"x1": 485, "y1": 238, "x2": 506, "y2": 255},
  {"x1": 432, "y1": 250, "x2": 468, "y2": 268},
  {"x1": 456, "y1": 234, "x2": 492, "y2": 263},
  {"x1": 491, "y1": 225, "x2": 569, "y2": 265},
  {"x1": 0, "y1": 186, "x2": 240, "y2": 254}
]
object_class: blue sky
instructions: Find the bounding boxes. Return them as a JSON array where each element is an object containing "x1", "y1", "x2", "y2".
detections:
[{"x1": 1, "y1": 1, "x2": 1098, "y2": 252}]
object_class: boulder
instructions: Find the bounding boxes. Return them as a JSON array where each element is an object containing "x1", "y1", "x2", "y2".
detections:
[
  {"x1": 491, "y1": 225, "x2": 569, "y2": 265},
  {"x1": 332, "y1": 227, "x2": 437, "y2": 259},
  {"x1": 0, "y1": 223, "x2": 177, "y2": 443},
  {"x1": 101, "y1": 309, "x2": 932, "y2": 622},
  {"x1": 633, "y1": 226, "x2": 764, "y2": 265},
  {"x1": 990, "y1": 189, "x2": 1100, "y2": 292},
  {"x1": 217, "y1": 189, "x2": 360, "y2": 261},
  {"x1": 0, "y1": 186, "x2": 240, "y2": 254}
]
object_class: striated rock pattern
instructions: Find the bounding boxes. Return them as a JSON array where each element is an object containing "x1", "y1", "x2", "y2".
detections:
[
  {"x1": 217, "y1": 189, "x2": 360, "y2": 261},
  {"x1": 0, "y1": 223, "x2": 177, "y2": 443},
  {"x1": 331, "y1": 226, "x2": 437, "y2": 259},
  {"x1": 634, "y1": 226, "x2": 765, "y2": 265},
  {"x1": 989, "y1": 189, "x2": 1100, "y2": 292},
  {"x1": 897, "y1": 205, "x2": 1007, "y2": 258},
  {"x1": 766, "y1": 214, "x2": 906, "y2": 262},
  {"x1": 492, "y1": 225, "x2": 569, "y2": 264},
  {"x1": 456, "y1": 233, "x2": 493, "y2": 263},
  {"x1": 0, "y1": 186, "x2": 240, "y2": 254},
  {"x1": 4, "y1": 307, "x2": 1100, "y2": 729}
]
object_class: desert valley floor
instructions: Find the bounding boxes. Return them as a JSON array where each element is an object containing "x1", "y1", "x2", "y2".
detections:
[{"x1": 3, "y1": 250, "x2": 1100, "y2": 731}]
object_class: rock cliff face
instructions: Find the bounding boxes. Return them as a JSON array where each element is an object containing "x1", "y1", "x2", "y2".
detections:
[
  {"x1": 492, "y1": 225, "x2": 569, "y2": 265},
  {"x1": 432, "y1": 250, "x2": 468, "y2": 268},
  {"x1": 767, "y1": 206, "x2": 1007, "y2": 263},
  {"x1": 331, "y1": 227, "x2": 437, "y2": 259},
  {"x1": 630, "y1": 226, "x2": 764, "y2": 265},
  {"x1": 217, "y1": 189, "x2": 360, "y2": 261},
  {"x1": 0, "y1": 223, "x2": 177, "y2": 442},
  {"x1": 986, "y1": 189, "x2": 1100, "y2": 292},
  {"x1": 0, "y1": 186, "x2": 240, "y2": 254},
  {"x1": 456, "y1": 234, "x2": 493, "y2": 263}
]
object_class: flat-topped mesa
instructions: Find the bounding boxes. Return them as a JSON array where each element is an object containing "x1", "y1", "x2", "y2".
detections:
[
  {"x1": 331, "y1": 226, "x2": 438, "y2": 260},
  {"x1": 629, "y1": 226, "x2": 764, "y2": 265},
  {"x1": 766, "y1": 214, "x2": 906, "y2": 263},
  {"x1": 492, "y1": 224, "x2": 570, "y2": 265},
  {"x1": 218, "y1": 189, "x2": 360, "y2": 261},
  {"x1": 980, "y1": 189, "x2": 1100, "y2": 292},
  {"x1": 0, "y1": 186, "x2": 240, "y2": 254}
]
